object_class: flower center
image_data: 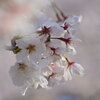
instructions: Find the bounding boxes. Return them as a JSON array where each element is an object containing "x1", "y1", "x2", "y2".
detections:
[
  {"x1": 65, "y1": 57, "x2": 75, "y2": 68},
  {"x1": 68, "y1": 62, "x2": 75, "y2": 66},
  {"x1": 18, "y1": 63, "x2": 27, "y2": 71},
  {"x1": 26, "y1": 45, "x2": 36, "y2": 53},
  {"x1": 38, "y1": 26, "x2": 51, "y2": 36},
  {"x1": 62, "y1": 22, "x2": 70, "y2": 30},
  {"x1": 50, "y1": 47, "x2": 60, "y2": 56}
]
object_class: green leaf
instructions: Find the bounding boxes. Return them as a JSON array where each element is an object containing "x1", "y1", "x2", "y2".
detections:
[{"x1": 13, "y1": 47, "x2": 22, "y2": 54}]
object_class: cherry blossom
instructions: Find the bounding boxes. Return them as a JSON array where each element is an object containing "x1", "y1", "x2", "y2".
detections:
[
  {"x1": 6, "y1": 0, "x2": 85, "y2": 96},
  {"x1": 63, "y1": 57, "x2": 84, "y2": 80}
]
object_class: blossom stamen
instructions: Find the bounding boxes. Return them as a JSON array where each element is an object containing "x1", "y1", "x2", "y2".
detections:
[
  {"x1": 18, "y1": 63, "x2": 27, "y2": 71},
  {"x1": 50, "y1": 47, "x2": 60, "y2": 56},
  {"x1": 61, "y1": 22, "x2": 70, "y2": 30},
  {"x1": 26, "y1": 45, "x2": 36, "y2": 54},
  {"x1": 64, "y1": 57, "x2": 75, "y2": 68},
  {"x1": 39, "y1": 26, "x2": 51, "y2": 36},
  {"x1": 51, "y1": 37, "x2": 72, "y2": 46}
]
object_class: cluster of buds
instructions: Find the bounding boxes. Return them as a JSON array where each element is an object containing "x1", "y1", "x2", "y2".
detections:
[{"x1": 7, "y1": 1, "x2": 84, "y2": 96}]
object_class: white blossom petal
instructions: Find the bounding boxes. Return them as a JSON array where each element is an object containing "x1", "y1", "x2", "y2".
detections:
[
  {"x1": 63, "y1": 68, "x2": 72, "y2": 81},
  {"x1": 71, "y1": 63, "x2": 84, "y2": 76}
]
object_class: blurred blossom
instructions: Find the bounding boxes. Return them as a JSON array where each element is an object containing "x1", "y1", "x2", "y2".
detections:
[
  {"x1": 0, "y1": 0, "x2": 51, "y2": 39},
  {"x1": 59, "y1": 95, "x2": 77, "y2": 100},
  {"x1": 57, "y1": 93, "x2": 78, "y2": 100}
]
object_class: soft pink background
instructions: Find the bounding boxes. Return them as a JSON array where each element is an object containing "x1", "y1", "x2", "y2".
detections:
[{"x1": 0, "y1": 0, "x2": 100, "y2": 100}]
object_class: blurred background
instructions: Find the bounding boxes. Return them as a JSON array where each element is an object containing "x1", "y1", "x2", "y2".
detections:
[{"x1": 0, "y1": 0, "x2": 100, "y2": 100}]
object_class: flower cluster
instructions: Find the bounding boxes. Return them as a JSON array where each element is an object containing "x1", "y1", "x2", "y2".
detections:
[{"x1": 7, "y1": 1, "x2": 84, "y2": 96}]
